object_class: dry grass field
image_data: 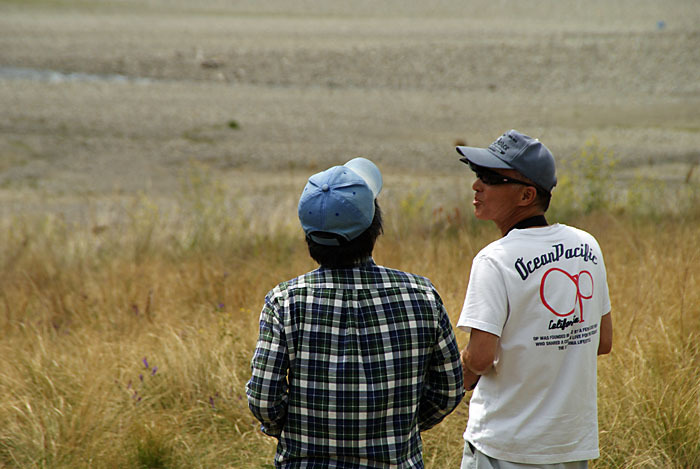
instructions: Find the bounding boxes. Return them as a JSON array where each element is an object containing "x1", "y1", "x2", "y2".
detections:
[{"x1": 1, "y1": 0, "x2": 699, "y2": 467}]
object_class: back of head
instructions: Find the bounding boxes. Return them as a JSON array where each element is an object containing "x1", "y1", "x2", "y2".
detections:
[{"x1": 298, "y1": 157, "x2": 383, "y2": 267}]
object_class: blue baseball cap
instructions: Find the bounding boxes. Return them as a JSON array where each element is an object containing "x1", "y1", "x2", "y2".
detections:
[
  {"x1": 298, "y1": 157, "x2": 383, "y2": 246},
  {"x1": 456, "y1": 129, "x2": 557, "y2": 192}
]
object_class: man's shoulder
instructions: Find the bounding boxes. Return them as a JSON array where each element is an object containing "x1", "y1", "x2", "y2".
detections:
[
  {"x1": 473, "y1": 236, "x2": 511, "y2": 262},
  {"x1": 264, "y1": 270, "x2": 312, "y2": 300},
  {"x1": 492, "y1": 223, "x2": 600, "y2": 248},
  {"x1": 265, "y1": 272, "x2": 312, "y2": 302},
  {"x1": 370, "y1": 266, "x2": 446, "y2": 308},
  {"x1": 266, "y1": 264, "x2": 437, "y2": 296},
  {"x1": 373, "y1": 264, "x2": 435, "y2": 289},
  {"x1": 569, "y1": 225, "x2": 601, "y2": 243},
  {"x1": 549, "y1": 223, "x2": 603, "y2": 251},
  {"x1": 555, "y1": 222, "x2": 593, "y2": 236},
  {"x1": 473, "y1": 224, "x2": 576, "y2": 260}
]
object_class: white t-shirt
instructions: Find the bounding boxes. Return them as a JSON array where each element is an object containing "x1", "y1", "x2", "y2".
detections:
[{"x1": 457, "y1": 224, "x2": 611, "y2": 464}]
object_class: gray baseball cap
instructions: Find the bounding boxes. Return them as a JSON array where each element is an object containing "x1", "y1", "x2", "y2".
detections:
[{"x1": 456, "y1": 129, "x2": 557, "y2": 192}]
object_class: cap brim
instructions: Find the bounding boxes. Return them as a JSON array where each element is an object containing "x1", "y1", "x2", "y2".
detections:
[
  {"x1": 456, "y1": 146, "x2": 513, "y2": 170},
  {"x1": 344, "y1": 157, "x2": 382, "y2": 197}
]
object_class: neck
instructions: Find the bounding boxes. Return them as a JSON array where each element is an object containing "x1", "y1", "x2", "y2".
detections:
[{"x1": 501, "y1": 213, "x2": 548, "y2": 236}]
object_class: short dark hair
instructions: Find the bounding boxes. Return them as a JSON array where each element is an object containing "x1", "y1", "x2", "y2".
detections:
[
  {"x1": 306, "y1": 201, "x2": 383, "y2": 268},
  {"x1": 536, "y1": 188, "x2": 552, "y2": 212}
]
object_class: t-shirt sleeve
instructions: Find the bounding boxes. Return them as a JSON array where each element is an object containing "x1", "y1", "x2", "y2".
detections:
[
  {"x1": 456, "y1": 255, "x2": 508, "y2": 337},
  {"x1": 594, "y1": 239, "x2": 612, "y2": 316},
  {"x1": 579, "y1": 231, "x2": 612, "y2": 318}
]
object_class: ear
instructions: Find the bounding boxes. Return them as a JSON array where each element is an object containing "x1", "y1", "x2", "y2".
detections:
[{"x1": 518, "y1": 186, "x2": 538, "y2": 206}]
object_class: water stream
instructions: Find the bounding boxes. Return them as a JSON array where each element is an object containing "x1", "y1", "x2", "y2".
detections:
[{"x1": 0, "y1": 66, "x2": 153, "y2": 84}]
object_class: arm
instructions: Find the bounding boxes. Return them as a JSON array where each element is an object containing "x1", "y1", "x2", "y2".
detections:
[
  {"x1": 418, "y1": 305, "x2": 466, "y2": 431},
  {"x1": 598, "y1": 311, "x2": 613, "y2": 355},
  {"x1": 456, "y1": 256, "x2": 505, "y2": 389},
  {"x1": 460, "y1": 328, "x2": 499, "y2": 390},
  {"x1": 246, "y1": 298, "x2": 289, "y2": 437}
]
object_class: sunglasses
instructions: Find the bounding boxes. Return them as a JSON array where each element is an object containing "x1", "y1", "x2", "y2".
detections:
[{"x1": 470, "y1": 163, "x2": 532, "y2": 187}]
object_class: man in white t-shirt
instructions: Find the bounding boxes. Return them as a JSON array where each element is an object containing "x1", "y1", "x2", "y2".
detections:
[{"x1": 455, "y1": 130, "x2": 613, "y2": 469}]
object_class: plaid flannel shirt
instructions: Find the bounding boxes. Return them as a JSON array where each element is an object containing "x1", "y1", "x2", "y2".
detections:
[{"x1": 246, "y1": 258, "x2": 464, "y2": 468}]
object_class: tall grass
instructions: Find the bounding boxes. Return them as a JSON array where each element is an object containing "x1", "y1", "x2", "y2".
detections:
[{"x1": 0, "y1": 153, "x2": 698, "y2": 468}]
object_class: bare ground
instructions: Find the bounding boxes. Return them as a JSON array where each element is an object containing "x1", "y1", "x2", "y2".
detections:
[{"x1": 0, "y1": 0, "x2": 698, "y2": 219}]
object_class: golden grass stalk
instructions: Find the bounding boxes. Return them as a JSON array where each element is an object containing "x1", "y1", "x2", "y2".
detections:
[{"x1": 0, "y1": 172, "x2": 698, "y2": 467}]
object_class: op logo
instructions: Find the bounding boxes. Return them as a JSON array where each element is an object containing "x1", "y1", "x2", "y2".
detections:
[{"x1": 539, "y1": 268, "x2": 593, "y2": 323}]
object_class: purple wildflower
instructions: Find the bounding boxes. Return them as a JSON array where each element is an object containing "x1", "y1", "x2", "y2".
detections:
[
  {"x1": 139, "y1": 374, "x2": 144, "y2": 382},
  {"x1": 209, "y1": 396, "x2": 216, "y2": 409},
  {"x1": 142, "y1": 357, "x2": 149, "y2": 369},
  {"x1": 217, "y1": 303, "x2": 225, "y2": 309},
  {"x1": 151, "y1": 366, "x2": 158, "y2": 376}
]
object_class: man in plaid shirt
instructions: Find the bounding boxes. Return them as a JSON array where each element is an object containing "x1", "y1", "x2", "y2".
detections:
[{"x1": 247, "y1": 158, "x2": 465, "y2": 468}]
